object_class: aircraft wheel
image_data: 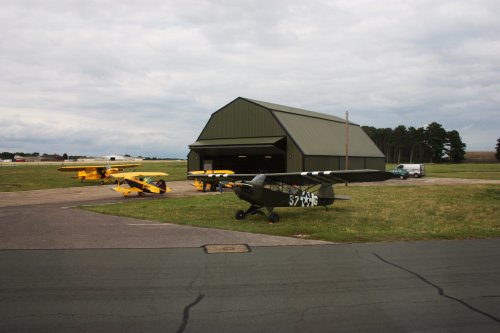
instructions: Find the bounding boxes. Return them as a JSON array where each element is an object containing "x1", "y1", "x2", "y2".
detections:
[
  {"x1": 138, "y1": 192, "x2": 146, "y2": 197},
  {"x1": 268, "y1": 212, "x2": 279, "y2": 223},
  {"x1": 235, "y1": 210, "x2": 246, "y2": 220},
  {"x1": 100, "y1": 180, "x2": 105, "y2": 185}
]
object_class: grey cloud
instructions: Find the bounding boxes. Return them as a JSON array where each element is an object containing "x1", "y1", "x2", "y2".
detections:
[{"x1": 1, "y1": 0, "x2": 499, "y2": 157}]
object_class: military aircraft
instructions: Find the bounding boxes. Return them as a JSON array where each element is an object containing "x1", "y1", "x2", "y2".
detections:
[
  {"x1": 58, "y1": 164, "x2": 141, "y2": 184},
  {"x1": 110, "y1": 172, "x2": 172, "y2": 197},
  {"x1": 187, "y1": 170, "x2": 392, "y2": 222},
  {"x1": 189, "y1": 169, "x2": 235, "y2": 192}
]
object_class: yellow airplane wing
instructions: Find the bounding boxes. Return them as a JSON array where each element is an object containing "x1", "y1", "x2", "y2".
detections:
[
  {"x1": 58, "y1": 165, "x2": 106, "y2": 172},
  {"x1": 106, "y1": 163, "x2": 142, "y2": 169},
  {"x1": 58, "y1": 164, "x2": 141, "y2": 172},
  {"x1": 190, "y1": 170, "x2": 234, "y2": 191},
  {"x1": 189, "y1": 170, "x2": 234, "y2": 175},
  {"x1": 110, "y1": 172, "x2": 168, "y2": 179}
]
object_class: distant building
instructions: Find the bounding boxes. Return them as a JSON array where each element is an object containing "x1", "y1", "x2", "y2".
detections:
[
  {"x1": 102, "y1": 155, "x2": 125, "y2": 161},
  {"x1": 100, "y1": 155, "x2": 143, "y2": 162},
  {"x1": 188, "y1": 97, "x2": 385, "y2": 173}
]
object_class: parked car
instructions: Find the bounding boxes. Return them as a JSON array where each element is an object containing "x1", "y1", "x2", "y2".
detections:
[
  {"x1": 389, "y1": 168, "x2": 409, "y2": 179},
  {"x1": 396, "y1": 164, "x2": 425, "y2": 178}
]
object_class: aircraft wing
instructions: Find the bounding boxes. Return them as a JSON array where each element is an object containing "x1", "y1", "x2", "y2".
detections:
[
  {"x1": 57, "y1": 164, "x2": 141, "y2": 172},
  {"x1": 110, "y1": 172, "x2": 168, "y2": 179},
  {"x1": 188, "y1": 170, "x2": 392, "y2": 185},
  {"x1": 266, "y1": 170, "x2": 393, "y2": 185},
  {"x1": 188, "y1": 172, "x2": 256, "y2": 181},
  {"x1": 108, "y1": 163, "x2": 142, "y2": 169},
  {"x1": 58, "y1": 165, "x2": 106, "y2": 172}
]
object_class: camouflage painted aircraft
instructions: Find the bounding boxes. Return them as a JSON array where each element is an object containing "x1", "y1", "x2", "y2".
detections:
[
  {"x1": 188, "y1": 170, "x2": 392, "y2": 222},
  {"x1": 111, "y1": 172, "x2": 171, "y2": 197},
  {"x1": 58, "y1": 164, "x2": 141, "y2": 184}
]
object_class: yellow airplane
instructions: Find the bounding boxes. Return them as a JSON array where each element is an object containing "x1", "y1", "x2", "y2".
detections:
[
  {"x1": 110, "y1": 172, "x2": 172, "y2": 197},
  {"x1": 190, "y1": 170, "x2": 234, "y2": 192},
  {"x1": 58, "y1": 164, "x2": 141, "y2": 184}
]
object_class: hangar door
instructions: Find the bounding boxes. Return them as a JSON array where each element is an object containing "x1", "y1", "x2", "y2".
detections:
[{"x1": 189, "y1": 137, "x2": 286, "y2": 173}]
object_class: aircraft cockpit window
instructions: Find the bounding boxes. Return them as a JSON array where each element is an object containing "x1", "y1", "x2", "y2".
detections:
[{"x1": 265, "y1": 183, "x2": 299, "y2": 194}]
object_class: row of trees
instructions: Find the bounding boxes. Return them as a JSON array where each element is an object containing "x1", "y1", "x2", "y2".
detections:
[
  {"x1": 1, "y1": 152, "x2": 180, "y2": 161},
  {"x1": 0, "y1": 152, "x2": 81, "y2": 161},
  {"x1": 362, "y1": 122, "x2": 466, "y2": 164},
  {"x1": 496, "y1": 138, "x2": 500, "y2": 162}
]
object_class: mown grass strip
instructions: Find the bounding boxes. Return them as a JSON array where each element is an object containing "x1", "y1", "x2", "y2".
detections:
[{"x1": 82, "y1": 184, "x2": 500, "y2": 243}]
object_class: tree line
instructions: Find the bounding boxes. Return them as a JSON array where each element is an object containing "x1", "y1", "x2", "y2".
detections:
[
  {"x1": 0, "y1": 152, "x2": 81, "y2": 161},
  {"x1": 362, "y1": 122, "x2": 466, "y2": 164},
  {"x1": 1, "y1": 152, "x2": 181, "y2": 161},
  {"x1": 496, "y1": 138, "x2": 500, "y2": 162}
]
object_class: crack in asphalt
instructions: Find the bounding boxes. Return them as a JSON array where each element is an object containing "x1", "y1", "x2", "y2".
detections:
[
  {"x1": 176, "y1": 294, "x2": 205, "y2": 333},
  {"x1": 372, "y1": 252, "x2": 500, "y2": 324}
]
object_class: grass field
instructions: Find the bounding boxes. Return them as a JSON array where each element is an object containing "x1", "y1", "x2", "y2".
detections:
[
  {"x1": 0, "y1": 161, "x2": 187, "y2": 192},
  {"x1": 83, "y1": 184, "x2": 500, "y2": 243}
]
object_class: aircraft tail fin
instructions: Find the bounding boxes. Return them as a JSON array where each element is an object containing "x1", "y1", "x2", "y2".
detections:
[
  {"x1": 318, "y1": 183, "x2": 334, "y2": 199},
  {"x1": 249, "y1": 174, "x2": 266, "y2": 186},
  {"x1": 318, "y1": 183, "x2": 350, "y2": 206}
]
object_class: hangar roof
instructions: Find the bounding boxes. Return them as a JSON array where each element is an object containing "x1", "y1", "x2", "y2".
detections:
[
  {"x1": 245, "y1": 98, "x2": 352, "y2": 124},
  {"x1": 243, "y1": 98, "x2": 384, "y2": 157}
]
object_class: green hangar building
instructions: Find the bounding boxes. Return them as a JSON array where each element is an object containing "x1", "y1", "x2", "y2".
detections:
[{"x1": 188, "y1": 97, "x2": 385, "y2": 173}]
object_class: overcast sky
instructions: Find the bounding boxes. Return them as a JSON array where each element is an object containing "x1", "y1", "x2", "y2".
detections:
[{"x1": 1, "y1": 0, "x2": 499, "y2": 158}]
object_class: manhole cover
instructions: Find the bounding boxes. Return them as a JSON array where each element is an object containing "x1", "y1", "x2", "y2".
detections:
[{"x1": 203, "y1": 244, "x2": 251, "y2": 254}]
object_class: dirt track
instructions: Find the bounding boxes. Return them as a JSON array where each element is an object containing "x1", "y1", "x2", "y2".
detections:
[{"x1": 0, "y1": 180, "x2": 208, "y2": 208}]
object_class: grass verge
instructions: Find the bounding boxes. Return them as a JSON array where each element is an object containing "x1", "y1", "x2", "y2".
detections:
[
  {"x1": 82, "y1": 184, "x2": 500, "y2": 243},
  {"x1": 0, "y1": 161, "x2": 187, "y2": 192}
]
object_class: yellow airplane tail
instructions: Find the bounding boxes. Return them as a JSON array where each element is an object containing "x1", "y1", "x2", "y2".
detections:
[{"x1": 112, "y1": 185, "x2": 141, "y2": 197}]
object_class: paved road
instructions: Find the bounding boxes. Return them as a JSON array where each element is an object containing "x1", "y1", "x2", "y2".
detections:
[
  {"x1": 0, "y1": 183, "x2": 499, "y2": 332},
  {"x1": 0, "y1": 202, "x2": 331, "y2": 249},
  {"x1": 1, "y1": 241, "x2": 499, "y2": 332}
]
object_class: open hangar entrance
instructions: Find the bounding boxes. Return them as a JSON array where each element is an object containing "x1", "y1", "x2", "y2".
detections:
[
  {"x1": 188, "y1": 97, "x2": 385, "y2": 173},
  {"x1": 189, "y1": 137, "x2": 286, "y2": 173},
  {"x1": 200, "y1": 155, "x2": 285, "y2": 174}
]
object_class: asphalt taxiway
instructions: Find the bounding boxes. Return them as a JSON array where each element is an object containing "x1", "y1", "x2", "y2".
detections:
[{"x1": 0, "y1": 182, "x2": 499, "y2": 332}]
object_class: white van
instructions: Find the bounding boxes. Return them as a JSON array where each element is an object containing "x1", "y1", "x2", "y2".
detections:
[{"x1": 396, "y1": 164, "x2": 425, "y2": 178}]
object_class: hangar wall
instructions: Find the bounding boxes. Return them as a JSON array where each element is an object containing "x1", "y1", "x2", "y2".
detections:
[
  {"x1": 188, "y1": 150, "x2": 200, "y2": 171},
  {"x1": 286, "y1": 137, "x2": 303, "y2": 172},
  {"x1": 188, "y1": 97, "x2": 386, "y2": 173}
]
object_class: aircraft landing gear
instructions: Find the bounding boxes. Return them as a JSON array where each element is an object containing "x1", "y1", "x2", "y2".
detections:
[
  {"x1": 235, "y1": 210, "x2": 246, "y2": 220},
  {"x1": 235, "y1": 204, "x2": 262, "y2": 220},
  {"x1": 268, "y1": 212, "x2": 279, "y2": 223},
  {"x1": 235, "y1": 205, "x2": 278, "y2": 223}
]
